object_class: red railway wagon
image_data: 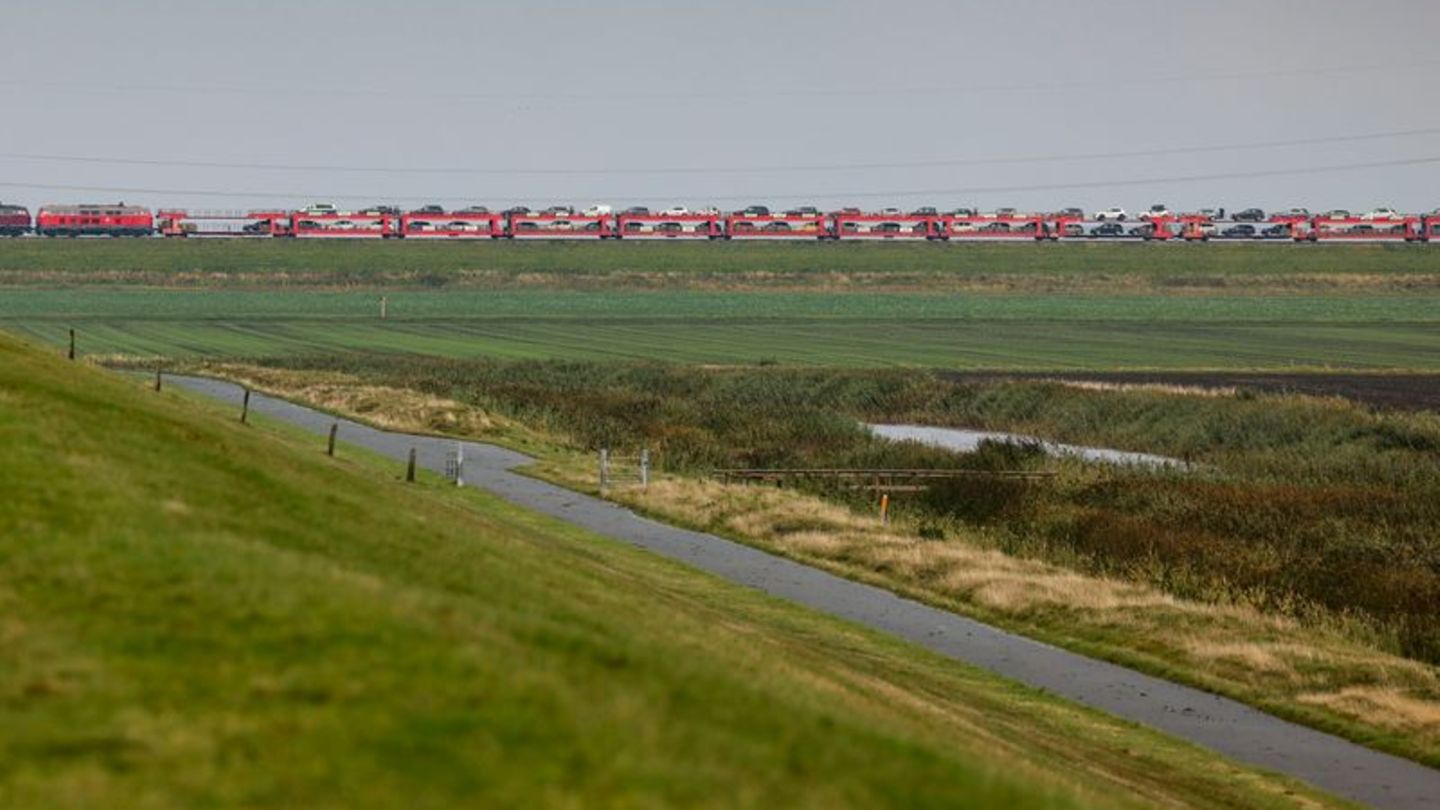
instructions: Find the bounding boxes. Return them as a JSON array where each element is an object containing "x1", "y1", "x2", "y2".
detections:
[
  {"x1": 832, "y1": 212, "x2": 938, "y2": 240},
  {"x1": 292, "y1": 212, "x2": 395, "y2": 238},
  {"x1": 1424, "y1": 215, "x2": 1440, "y2": 242},
  {"x1": 615, "y1": 212, "x2": 722, "y2": 239},
  {"x1": 1307, "y1": 215, "x2": 1422, "y2": 242},
  {"x1": 508, "y1": 212, "x2": 613, "y2": 238},
  {"x1": 724, "y1": 213, "x2": 827, "y2": 239},
  {"x1": 400, "y1": 211, "x2": 503, "y2": 239},
  {"x1": 1136, "y1": 213, "x2": 1178, "y2": 240},
  {"x1": 0, "y1": 203, "x2": 30, "y2": 236},
  {"x1": 36, "y1": 203, "x2": 153, "y2": 237},
  {"x1": 942, "y1": 214, "x2": 1049, "y2": 240},
  {"x1": 1047, "y1": 214, "x2": 1086, "y2": 240},
  {"x1": 157, "y1": 209, "x2": 292, "y2": 237},
  {"x1": 1179, "y1": 215, "x2": 1218, "y2": 241}
]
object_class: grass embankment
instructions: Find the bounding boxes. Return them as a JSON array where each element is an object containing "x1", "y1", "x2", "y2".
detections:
[
  {"x1": 6, "y1": 287, "x2": 1440, "y2": 369},
  {"x1": 2, "y1": 239, "x2": 1439, "y2": 291},
  {"x1": 199, "y1": 359, "x2": 1440, "y2": 768},
  {"x1": 0, "y1": 335, "x2": 1344, "y2": 808}
]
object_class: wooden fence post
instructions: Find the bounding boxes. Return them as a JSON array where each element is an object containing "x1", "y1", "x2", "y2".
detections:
[
  {"x1": 240, "y1": 388, "x2": 251, "y2": 424},
  {"x1": 640, "y1": 448, "x2": 650, "y2": 488},
  {"x1": 599, "y1": 448, "x2": 609, "y2": 494},
  {"x1": 380, "y1": 296, "x2": 388, "y2": 320},
  {"x1": 67, "y1": 328, "x2": 75, "y2": 361},
  {"x1": 406, "y1": 448, "x2": 417, "y2": 483},
  {"x1": 154, "y1": 366, "x2": 163, "y2": 392},
  {"x1": 327, "y1": 423, "x2": 338, "y2": 457}
]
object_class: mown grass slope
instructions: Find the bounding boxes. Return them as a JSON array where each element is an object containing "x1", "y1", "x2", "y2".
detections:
[{"x1": 0, "y1": 334, "x2": 1334, "y2": 808}]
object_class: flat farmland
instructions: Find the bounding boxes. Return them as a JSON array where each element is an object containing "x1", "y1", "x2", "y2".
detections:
[
  {"x1": 2, "y1": 240, "x2": 1438, "y2": 369},
  {"x1": 2, "y1": 288, "x2": 1438, "y2": 368},
  {"x1": 2, "y1": 239, "x2": 1439, "y2": 290}
]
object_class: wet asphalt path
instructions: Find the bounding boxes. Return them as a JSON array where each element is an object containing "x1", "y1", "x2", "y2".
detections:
[{"x1": 171, "y1": 375, "x2": 1440, "y2": 810}]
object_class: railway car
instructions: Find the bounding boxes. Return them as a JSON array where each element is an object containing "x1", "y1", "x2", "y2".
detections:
[
  {"x1": 400, "y1": 209, "x2": 503, "y2": 239},
  {"x1": 1307, "y1": 214, "x2": 1422, "y2": 242},
  {"x1": 724, "y1": 211, "x2": 827, "y2": 239},
  {"x1": 1135, "y1": 212, "x2": 1179, "y2": 241},
  {"x1": 35, "y1": 203, "x2": 153, "y2": 237},
  {"x1": 1178, "y1": 214, "x2": 1219, "y2": 241},
  {"x1": 1055, "y1": 217, "x2": 1172, "y2": 240},
  {"x1": 615, "y1": 211, "x2": 723, "y2": 239},
  {"x1": 292, "y1": 211, "x2": 394, "y2": 238},
  {"x1": 1047, "y1": 213, "x2": 1086, "y2": 240},
  {"x1": 508, "y1": 211, "x2": 614, "y2": 238},
  {"x1": 0, "y1": 203, "x2": 30, "y2": 236},
  {"x1": 832, "y1": 211, "x2": 939, "y2": 240},
  {"x1": 157, "y1": 209, "x2": 292, "y2": 237},
  {"x1": 942, "y1": 213, "x2": 1049, "y2": 241}
]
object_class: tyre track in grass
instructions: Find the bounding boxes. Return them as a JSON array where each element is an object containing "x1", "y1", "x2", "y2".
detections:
[{"x1": 171, "y1": 374, "x2": 1440, "y2": 810}]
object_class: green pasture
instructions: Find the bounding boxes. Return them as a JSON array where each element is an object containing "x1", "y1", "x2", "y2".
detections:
[
  {"x1": 2, "y1": 238, "x2": 1439, "y2": 282},
  {"x1": 2, "y1": 288, "x2": 1437, "y2": 369}
]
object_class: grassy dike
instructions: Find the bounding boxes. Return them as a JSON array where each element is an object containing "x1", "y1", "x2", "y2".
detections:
[
  {"x1": 189, "y1": 361, "x2": 1440, "y2": 771},
  {"x1": 0, "y1": 334, "x2": 1339, "y2": 808}
]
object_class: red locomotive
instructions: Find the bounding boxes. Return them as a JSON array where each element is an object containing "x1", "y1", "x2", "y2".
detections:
[
  {"x1": 35, "y1": 203, "x2": 153, "y2": 237},
  {"x1": 0, "y1": 203, "x2": 30, "y2": 236}
]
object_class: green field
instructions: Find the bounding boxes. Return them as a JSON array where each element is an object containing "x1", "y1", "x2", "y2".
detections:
[
  {"x1": 15, "y1": 318, "x2": 1440, "y2": 368},
  {"x1": 0, "y1": 334, "x2": 1334, "y2": 808},
  {"x1": 3, "y1": 240, "x2": 1437, "y2": 368},
  {"x1": 2, "y1": 239, "x2": 1439, "y2": 285},
  {"x1": 3, "y1": 288, "x2": 1438, "y2": 368},
  {"x1": 5, "y1": 288, "x2": 1440, "y2": 321}
]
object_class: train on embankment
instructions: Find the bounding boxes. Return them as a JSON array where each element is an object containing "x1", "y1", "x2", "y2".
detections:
[{"x1": 2, "y1": 201, "x2": 1439, "y2": 243}]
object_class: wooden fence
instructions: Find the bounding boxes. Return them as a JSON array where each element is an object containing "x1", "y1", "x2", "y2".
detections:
[{"x1": 712, "y1": 468, "x2": 1055, "y2": 492}]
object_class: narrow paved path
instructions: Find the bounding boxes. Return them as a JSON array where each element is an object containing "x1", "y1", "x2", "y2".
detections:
[{"x1": 173, "y1": 376, "x2": 1440, "y2": 810}]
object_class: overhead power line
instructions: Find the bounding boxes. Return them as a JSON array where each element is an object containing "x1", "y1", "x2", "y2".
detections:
[
  {"x1": 1, "y1": 154, "x2": 1437, "y2": 203},
  {"x1": 1, "y1": 58, "x2": 1437, "y2": 101},
  {"x1": 1, "y1": 126, "x2": 1438, "y2": 177}
]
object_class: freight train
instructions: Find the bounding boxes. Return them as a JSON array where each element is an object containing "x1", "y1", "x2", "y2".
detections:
[{"x1": 2, "y1": 201, "x2": 1439, "y2": 243}]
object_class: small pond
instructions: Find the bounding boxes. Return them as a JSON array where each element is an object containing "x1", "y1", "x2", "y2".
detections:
[{"x1": 867, "y1": 424, "x2": 1187, "y2": 470}]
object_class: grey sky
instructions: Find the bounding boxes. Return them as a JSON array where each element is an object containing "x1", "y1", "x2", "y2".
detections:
[{"x1": 1, "y1": 0, "x2": 1437, "y2": 213}]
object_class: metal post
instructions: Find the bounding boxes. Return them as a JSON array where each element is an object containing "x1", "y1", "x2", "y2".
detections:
[{"x1": 452, "y1": 442, "x2": 465, "y2": 487}]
